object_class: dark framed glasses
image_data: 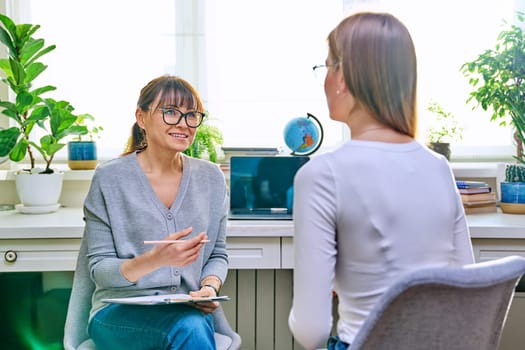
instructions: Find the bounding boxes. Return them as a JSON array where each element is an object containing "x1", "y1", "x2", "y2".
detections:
[{"x1": 158, "y1": 107, "x2": 206, "y2": 128}]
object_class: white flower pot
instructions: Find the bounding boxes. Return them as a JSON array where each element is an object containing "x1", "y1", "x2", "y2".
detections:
[{"x1": 15, "y1": 171, "x2": 64, "y2": 211}]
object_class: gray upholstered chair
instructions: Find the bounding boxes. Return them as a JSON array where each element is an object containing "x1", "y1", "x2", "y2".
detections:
[
  {"x1": 348, "y1": 255, "x2": 525, "y2": 350},
  {"x1": 63, "y1": 235, "x2": 241, "y2": 350}
]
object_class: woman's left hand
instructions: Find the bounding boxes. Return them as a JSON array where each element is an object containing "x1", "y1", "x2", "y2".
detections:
[{"x1": 189, "y1": 286, "x2": 219, "y2": 314}]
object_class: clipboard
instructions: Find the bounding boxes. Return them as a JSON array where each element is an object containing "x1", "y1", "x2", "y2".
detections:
[{"x1": 102, "y1": 293, "x2": 230, "y2": 305}]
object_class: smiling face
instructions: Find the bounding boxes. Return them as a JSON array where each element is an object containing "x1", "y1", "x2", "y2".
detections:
[
  {"x1": 134, "y1": 76, "x2": 205, "y2": 154},
  {"x1": 136, "y1": 98, "x2": 198, "y2": 154}
]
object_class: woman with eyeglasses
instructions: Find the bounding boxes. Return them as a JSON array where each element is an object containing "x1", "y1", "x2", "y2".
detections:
[
  {"x1": 288, "y1": 12, "x2": 474, "y2": 350},
  {"x1": 82, "y1": 75, "x2": 229, "y2": 349}
]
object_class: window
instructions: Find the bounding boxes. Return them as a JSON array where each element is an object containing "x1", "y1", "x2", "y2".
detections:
[
  {"x1": 3, "y1": 0, "x2": 524, "y2": 164},
  {"x1": 204, "y1": 0, "x2": 344, "y2": 150},
  {"x1": 8, "y1": 0, "x2": 177, "y2": 159},
  {"x1": 343, "y1": 0, "x2": 523, "y2": 161}
]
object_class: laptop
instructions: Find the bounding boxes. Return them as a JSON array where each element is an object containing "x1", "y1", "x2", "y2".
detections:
[{"x1": 228, "y1": 155, "x2": 310, "y2": 220}]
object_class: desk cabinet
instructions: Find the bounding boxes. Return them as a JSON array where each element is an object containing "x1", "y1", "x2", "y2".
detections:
[
  {"x1": 2, "y1": 210, "x2": 525, "y2": 350},
  {"x1": 472, "y1": 238, "x2": 525, "y2": 350},
  {"x1": 1, "y1": 238, "x2": 80, "y2": 272}
]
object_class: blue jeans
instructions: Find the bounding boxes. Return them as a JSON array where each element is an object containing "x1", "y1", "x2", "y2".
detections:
[
  {"x1": 88, "y1": 303, "x2": 215, "y2": 350},
  {"x1": 327, "y1": 335, "x2": 350, "y2": 350}
]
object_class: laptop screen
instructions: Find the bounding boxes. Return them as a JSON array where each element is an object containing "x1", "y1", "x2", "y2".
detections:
[{"x1": 229, "y1": 156, "x2": 310, "y2": 219}]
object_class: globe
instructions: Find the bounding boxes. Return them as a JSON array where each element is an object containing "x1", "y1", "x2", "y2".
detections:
[{"x1": 283, "y1": 113, "x2": 324, "y2": 156}]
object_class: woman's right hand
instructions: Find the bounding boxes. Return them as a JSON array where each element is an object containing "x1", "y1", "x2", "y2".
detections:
[
  {"x1": 121, "y1": 227, "x2": 207, "y2": 283},
  {"x1": 152, "y1": 227, "x2": 208, "y2": 267}
]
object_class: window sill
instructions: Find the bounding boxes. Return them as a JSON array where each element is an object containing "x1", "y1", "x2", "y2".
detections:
[
  {"x1": 0, "y1": 167, "x2": 95, "y2": 181},
  {"x1": 0, "y1": 162, "x2": 503, "y2": 182},
  {"x1": 451, "y1": 162, "x2": 500, "y2": 179}
]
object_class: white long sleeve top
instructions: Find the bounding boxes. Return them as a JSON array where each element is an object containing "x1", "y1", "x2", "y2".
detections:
[{"x1": 288, "y1": 140, "x2": 474, "y2": 349}]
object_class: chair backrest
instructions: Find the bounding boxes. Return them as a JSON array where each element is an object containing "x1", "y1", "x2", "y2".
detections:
[
  {"x1": 63, "y1": 234, "x2": 241, "y2": 350},
  {"x1": 349, "y1": 255, "x2": 525, "y2": 350}
]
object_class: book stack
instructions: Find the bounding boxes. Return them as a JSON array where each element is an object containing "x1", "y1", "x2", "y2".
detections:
[{"x1": 456, "y1": 180, "x2": 497, "y2": 214}]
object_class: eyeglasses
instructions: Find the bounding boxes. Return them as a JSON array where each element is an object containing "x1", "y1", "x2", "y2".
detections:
[
  {"x1": 158, "y1": 107, "x2": 206, "y2": 128},
  {"x1": 312, "y1": 64, "x2": 336, "y2": 83},
  {"x1": 312, "y1": 64, "x2": 329, "y2": 83}
]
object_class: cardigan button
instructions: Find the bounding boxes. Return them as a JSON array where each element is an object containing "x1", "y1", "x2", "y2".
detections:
[{"x1": 166, "y1": 213, "x2": 173, "y2": 220}]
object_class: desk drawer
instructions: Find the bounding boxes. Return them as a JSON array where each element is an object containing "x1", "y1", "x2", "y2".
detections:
[
  {"x1": 0, "y1": 239, "x2": 81, "y2": 272},
  {"x1": 471, "y1": 238, "x2": 525, "y2": 263},
  {"x1": 226, "y1": 237, "x2": 280, "y2": 269}
]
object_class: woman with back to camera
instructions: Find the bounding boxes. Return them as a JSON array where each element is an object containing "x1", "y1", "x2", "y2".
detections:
[
  {"x1": 288, "y1": 12, "x2": 474, "y2": 350},
  {"x1": 84, "y1": 75, "x2": 229, "y2": 349}
]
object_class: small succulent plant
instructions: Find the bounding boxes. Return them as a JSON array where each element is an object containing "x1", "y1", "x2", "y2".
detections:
[{"x1": 505, "y1": 164, "x2": 525, "y2": 182}]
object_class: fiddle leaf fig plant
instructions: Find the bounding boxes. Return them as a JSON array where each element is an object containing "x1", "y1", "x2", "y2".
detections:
[
  {"x1": 461, "y1": 11, "x2": 525, "y2": 164},
  {"x1": 0, "y1": 13, "x2": 87, "y2": 173}
]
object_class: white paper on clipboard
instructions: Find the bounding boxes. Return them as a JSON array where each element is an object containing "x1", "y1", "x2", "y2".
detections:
[{"x1": 102, "y1": 293, "x2": 230, "y2": 305}]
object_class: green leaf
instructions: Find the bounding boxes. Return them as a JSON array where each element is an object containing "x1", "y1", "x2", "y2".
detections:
[
  {"x1": 15, "y1": 24, "x2": 35, "y2": 46},
  {"x1": 9, "y1": 138, "x2": 28, "y2": 162},
  {"x1": 39, "y1": 134, "x2": 64, "y2": 158},
  {"x1": 20, "y1": 38, "x2": 45, "y2": 64},
  {"x1": 24, "y1": 62, "x2": 47, "y2": 84},
  {"x1": 27, "y1": 43, "x2": 56, "y2": 66},
  {"x1": 16, "y1": 90, "x2": 35, "y2": 114},
  {"x1": 9, "y1": 58, "x2": 25, "y2": 86},
  {"x1": 0, "y1": 14, "x2": 17, "y2": 38},
  {"x1": 32, "y1": 85, "x2": 56, "y2": 96},
  {"x1": 0, "y1": 127, "x2": 20, "y2": 156},
  {"x1": 0, "y1": 58, "x2": 12, "y2": 77},
  {"x1": 0, "y1": 25, "x2": 15, "y2": 55}
]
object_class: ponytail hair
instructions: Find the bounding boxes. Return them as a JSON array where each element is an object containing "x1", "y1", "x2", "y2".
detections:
[{"x1": 122, "y1": 122, "x2": 147, "y2": 155}]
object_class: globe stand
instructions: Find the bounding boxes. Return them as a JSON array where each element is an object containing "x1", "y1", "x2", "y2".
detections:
[{"x1": 284, "y1": 112, "x2": 324, "y2": 156}]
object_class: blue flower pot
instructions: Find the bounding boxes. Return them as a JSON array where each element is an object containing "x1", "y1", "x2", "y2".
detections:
[
  {"x1": 500, "y1": 182, "x2": 525, "y2": 204},
  {"x1": 68, "y1": 141, "x2": 98, "y2": 170}
]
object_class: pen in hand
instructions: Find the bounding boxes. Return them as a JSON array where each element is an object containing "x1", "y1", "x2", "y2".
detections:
[{"x1": 144, "y1": 240, "x2": 211, "y2": 244}]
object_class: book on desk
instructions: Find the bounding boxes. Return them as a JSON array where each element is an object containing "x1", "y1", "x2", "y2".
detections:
[{"x1": 457, "y1": 180, "x2": 497, "y2": 214}]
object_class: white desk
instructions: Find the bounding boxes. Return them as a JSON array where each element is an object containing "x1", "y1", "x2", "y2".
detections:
[
  {"x1": 1, "y1": 207, "x2": 525, "y2": 272},
  {"x1": 0, "y1": 208, "x2": 294, "y2": 271},
  {"x1": 1, "y1": 208, "x2": 525, "y2": 350}
]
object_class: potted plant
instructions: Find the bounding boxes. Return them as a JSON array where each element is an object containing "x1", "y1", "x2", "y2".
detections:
[
  {"x1": 67, "y1": 113, "x2": 103, "y2": 170},
  {"x1": 462, "y1": 11, "x2": 525, "y2": 214},
  {"x1": 461, "y1": 11, "x2": 525, "y2": 164},
  {"x1": 500, "y1": 163, "x2": 525, "y2": 213},
  {"x1": 0, "y1": 14, "x2": 87, "y2": 212},
  {"x1": 426, "y1": 99, "x2": 463, "y2": 160},
  {"x1": 183, "y1": 115, "x2": 224, "y2": 163}
]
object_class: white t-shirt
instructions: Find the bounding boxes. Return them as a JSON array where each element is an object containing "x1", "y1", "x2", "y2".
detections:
[{"x1": 288, "y1": 140, "x2": 474, "y2": 349}]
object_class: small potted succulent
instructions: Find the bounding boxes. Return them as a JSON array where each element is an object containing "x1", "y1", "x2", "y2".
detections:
[
  {"x1": 426, "y1": 100, "x2": 463, "y2": 160},
  {"x1": 67, "y1": 113, "x2": 103, "y2": 170},
  {"x1": 500, "y1": 164, "x2": 525, "y2": 213}
]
